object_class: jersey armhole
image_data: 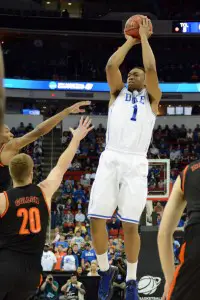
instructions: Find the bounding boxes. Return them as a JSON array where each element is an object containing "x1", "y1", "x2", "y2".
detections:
[
  {"x1": 1, "y1": 191, "x2": 9, "y2": 218},
  {"x1": 109, "y1": 86, "x2": 126, "y2": 108},
  {"x1": 39, "y1": 186, "x2": 51, "y2": 216},
  {"x1": 181, "y1": 165, "x2": 189, "y2": 192},
  {"x1": 147, "y1": 92, "x2": 157, "y2": 117}
]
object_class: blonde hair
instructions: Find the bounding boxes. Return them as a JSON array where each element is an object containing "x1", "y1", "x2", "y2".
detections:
[{"x1": 9, "y1": 153, "x2": 34, "y2": 184}]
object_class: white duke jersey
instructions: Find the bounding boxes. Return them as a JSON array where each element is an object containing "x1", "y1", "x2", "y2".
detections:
[{"x1": 106, "y1": 87, "x2": 156, "y2": 155}]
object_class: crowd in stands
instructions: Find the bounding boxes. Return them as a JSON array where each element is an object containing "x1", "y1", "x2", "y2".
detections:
[
  {"x1": 3, "y1": 36, "x2": 200, "y2": 83},
  {"x1": 10, "y1": 122, "x2": 44, "y2": 183},
  {"x1": 0, "y1": 0, "x2": 199, "y2": 20}
]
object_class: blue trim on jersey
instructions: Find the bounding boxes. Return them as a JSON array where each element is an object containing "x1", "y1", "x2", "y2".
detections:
[
  {"x1": 117, "y1": 213, "x2": 139, "y2": 224},
  {"x1": 88, "y1": 213, "x2": 112, "y2": 219}
]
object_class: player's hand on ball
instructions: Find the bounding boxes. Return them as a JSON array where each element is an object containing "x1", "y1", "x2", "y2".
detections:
[
  {"x1": 68, "y1": 101, "x2": 91, "y2": 114},
  {"x1": 69, "y1": 116, "x2": 94, "y2": 141},
  {"x1": 139, "y1": 17, "x2": 152, "y2": 39},
  {"x1": 125, "y1": 34, "x2": 140, "y2": 45}
]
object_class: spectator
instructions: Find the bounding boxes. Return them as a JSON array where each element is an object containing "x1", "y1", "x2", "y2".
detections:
[
  {"x1": 17, "y1": 122, "x2": 26, "y2": 135},
  {"x1": 65, "y1": 183, "x2": 73, "y2": 194},
  {"x1": 154, "y1": 202, "x2": 164, "y2": 216},
  {"x1": 60, "y1": 274, "x2": 86, "y2": 300},
  {"x1": 75, "y1": 210, "x2": 86, "y2": 223},
  {"x1": 81, "y1": 243, "x2": 96, "y2": 269},
  {"x1": 173, "y1": 239, "x2": 181, "y2": 264},
  {"x1": 52, "y1": 227, "x2": 61, "y2": 245},
  {"x1": 179, "y1": 124, "x2": 187, "y2": 139},
  {"x1": 34, "y1": 143, "x2": 43, "y2": 157},
  {"x1": 83, "y1": 261, "x2": 91, "y2": 273},
  {"x1": 87, "y1": 261, "x2": 99, "y2": 276},
  {"x1": 72, "y1": 159, "x2": 82, "y2": 170},
  {"x1": 72, "y1": 243, "x2": 82, "y2": 266},
  {"x1": 26, "y1": 122, "x2": 34, "y2": 132},
  {"x1": 41, "y1": 244, "x2": 57, "y2": 271},
  {"x1": 65, "y1": 228, "x2": 75, "y2": 244},
  {"x1": 55, "y1": 245, "x2": 66, "y2": 270},
  {"x1": 73, "y1": 185, "x2": 85, "y2": 202},
  {"x1": 107, "y1": 217, "x2": 120, "y2": 230},
  {"x1": 65, "y1": 199, "x2": 73, "y2": 211},
  {"x1": 75, "y1": 221, "x2": 87, "y2": 235},
  {"x1": 157, "y1": 214, "x2": 162, "y2": 225},
  {"x1": 187, "y1": 129, "x2": 193, "y2": 141},
  {"x1": 63, "y1": 211, "x2": 75, "y2": 229},
  {"x1": 40, "y1": 274, "x2": 59, "y2": 300},
  {"x1": 55, "y1": 235, "x2": 68, "y2": 252},
  {"x1": 71, "y1": 231, "x2": 85, "y2": 249},
  {"x1": 77, "y1": 266, "x2": 84, "y2": 277},
  {"x1": 61, "y1": 247, "x2": 79, "y2": 272}
]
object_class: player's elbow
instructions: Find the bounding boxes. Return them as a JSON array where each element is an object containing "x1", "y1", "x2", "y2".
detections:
[
  {"x1": 145, "y1": 64, "x2": 156, "y2": 72},
  {"x1": 106, "y1": 61, "x2": 117, "y2": 72}
]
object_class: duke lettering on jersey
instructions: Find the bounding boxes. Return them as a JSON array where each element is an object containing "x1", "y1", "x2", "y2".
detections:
[
  {"x1": 125, "y1": 93, "x2": 145, "y2": 105},
  {"x1": 106, "y1": 87, "x2": 156, "y2": 154}
]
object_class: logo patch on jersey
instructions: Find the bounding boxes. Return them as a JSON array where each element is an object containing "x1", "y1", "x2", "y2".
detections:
[{"x1": 125, "y1": 93, "x2": 145, "y2": 104}]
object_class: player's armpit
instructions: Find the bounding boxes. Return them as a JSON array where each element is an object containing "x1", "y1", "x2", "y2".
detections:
[{"x1": 145, "y1": 69, "x2": 162, "y2": 114}]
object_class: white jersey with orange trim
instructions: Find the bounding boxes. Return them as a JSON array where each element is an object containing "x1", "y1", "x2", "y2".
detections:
[{"x1": 106, "y1": 87, "x2": 156, "y2": 155}]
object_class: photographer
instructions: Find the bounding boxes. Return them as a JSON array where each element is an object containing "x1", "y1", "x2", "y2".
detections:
[
  {"x1": 60, "y1": 274, "x2": 86, "y2": 300},
  {"x1": 40, "y1": 274, "x2": 59, "y2": 300},
  {"x1": 113, "y1": 257, "x2": 127, "y2": 293}
]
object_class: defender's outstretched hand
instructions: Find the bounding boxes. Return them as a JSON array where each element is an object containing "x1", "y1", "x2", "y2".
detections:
[
  {"x1": 68, "y1": 101, "x2": 91, "y2": 114},
  {"x1": 139, "y1": 17, "x2": 153, "y2": 39},
  {"x1": 69, "y1": 116, "x2": 94, "y2": 141}
]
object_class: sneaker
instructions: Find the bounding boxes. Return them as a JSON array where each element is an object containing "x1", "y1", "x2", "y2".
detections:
[
  {"x1": 125, "y1": 280, "x2": 139, "y2": 300},
  {"x1": 98, "y1": 266, "x2": 118, "y2": 300}
]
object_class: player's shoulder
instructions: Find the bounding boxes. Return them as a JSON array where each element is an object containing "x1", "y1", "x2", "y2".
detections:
[{"x1": 187, "y1": 160, "x2": 200, "y2": 172}]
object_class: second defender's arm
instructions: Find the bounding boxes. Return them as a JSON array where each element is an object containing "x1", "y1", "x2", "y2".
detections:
[
  {"x1": 38, "y1": 117, "x2": 93, "y2": 207},
  {"x1": 157, "y1": 176, "x2": 186, "y2": 298},
  {"x1": 4, "y1": 101, "x2": 90, "y2": 154},
  {"x1": 106, "y1": 37, "x2": 139, "y2": 95},
  {"x1": 139, "y1": 18, "x2": 162, "y2": 114}
]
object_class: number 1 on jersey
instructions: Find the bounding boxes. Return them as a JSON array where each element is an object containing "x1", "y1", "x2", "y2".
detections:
[{"x1": 131, "y1": 104, "x2": 138, "y2": 121}]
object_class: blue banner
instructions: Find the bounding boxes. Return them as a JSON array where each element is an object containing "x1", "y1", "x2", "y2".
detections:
[{"x1": 4, "y1": 79, "x2": 200, "y2": 93}]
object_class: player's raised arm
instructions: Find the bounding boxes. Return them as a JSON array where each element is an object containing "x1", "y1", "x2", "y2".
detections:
[
  {"x1": 38, "y1": 117, "x2": 93, "y2": 206},
  {"x1": 0, "y1": 45, "x2": 5, "y2": 128},
  {"x1": 157, "y1": 176, "x2": 186, "y2": 298},
  {"x1": 139, "y1": 17, "x2": 162, "y2": 114},
  {"x1": 106, "y1": 37, "x2": 139, "y2": 96},
  {"x1": 4, "y1": 101, "x2": 90, "y2": 153}
]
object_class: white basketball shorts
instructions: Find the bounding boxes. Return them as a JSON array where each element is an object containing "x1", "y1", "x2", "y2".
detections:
[{"x1": 88, "y1": 149, "x2": 148, "y2": 224}]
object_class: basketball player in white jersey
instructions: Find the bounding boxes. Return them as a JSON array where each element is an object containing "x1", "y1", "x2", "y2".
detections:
[{"x1": 88, "y1": 17, "x2": 162, "y2": 300}]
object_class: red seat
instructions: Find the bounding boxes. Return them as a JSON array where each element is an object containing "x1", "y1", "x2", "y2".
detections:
[
  {"x1": 119, "y1": 228, "x2": 124, "y2": 238},
  {"x1": 109, "y1": 229, "x2": 119, "y2": 238}
]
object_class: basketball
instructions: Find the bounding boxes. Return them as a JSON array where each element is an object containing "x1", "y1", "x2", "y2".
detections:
[{"x1": 124, "y1": 15, "x2": 153, "y2": 39}]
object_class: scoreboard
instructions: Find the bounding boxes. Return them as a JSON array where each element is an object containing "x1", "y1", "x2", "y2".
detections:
[{"x1": 172, "y1": 21, "x2": 200, "y2": 33}]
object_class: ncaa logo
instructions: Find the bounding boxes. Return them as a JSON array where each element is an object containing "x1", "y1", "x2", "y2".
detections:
[
  {"x1": 138, "y1": 276, "x2": 161, "y2": 295},
  {"x1": 49, "y1": 81, "x2": 57, "y2": 90},
  {"x1": 85, "y1": 83, "x2": 93, "y2": 90}
]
